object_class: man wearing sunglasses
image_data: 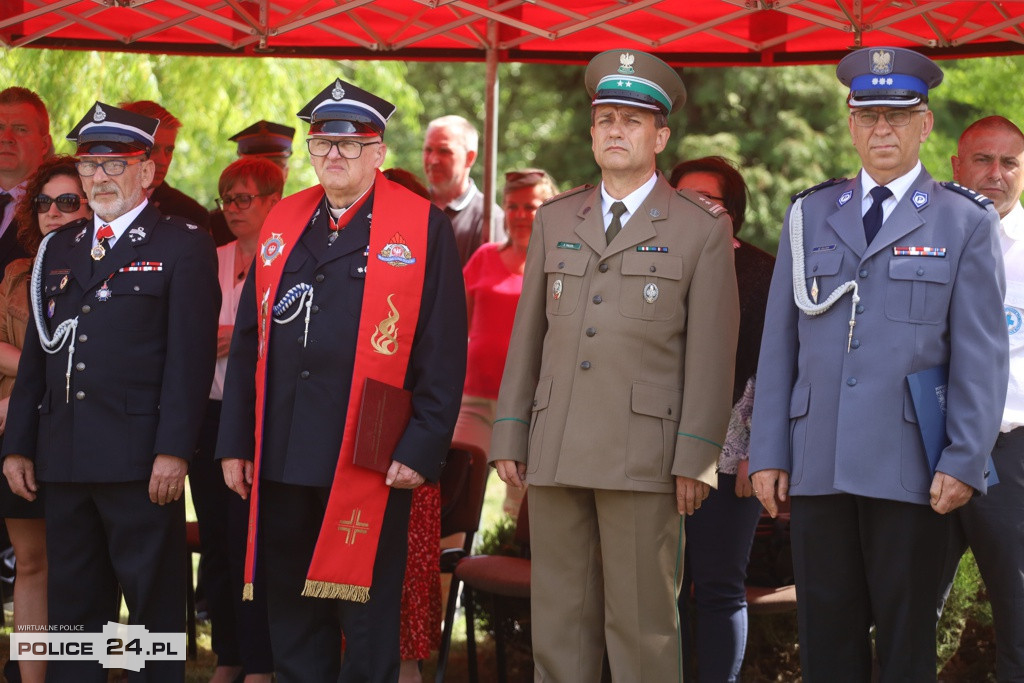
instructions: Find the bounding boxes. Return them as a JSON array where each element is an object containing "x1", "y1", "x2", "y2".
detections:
[
  {"x1": 217, "y1": 79, "x2": 465, "y2": 682},
  {"x1": 1, "y1": 102, "x2": 219, "y2": 683},
  {"x1": 750, "y1": 48, "x2": 1009, "y2": 680},
  {"x1": 0, "y1": 88, "x2": 51, "y2": 285}
]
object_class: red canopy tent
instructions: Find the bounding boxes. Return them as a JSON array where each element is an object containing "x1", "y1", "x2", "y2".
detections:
[
  {"x1": 4, "y1": 1, "x2": 1024, "y2": 65},
  {"x1": 4, "y1": 0, "x2": 1023, "y2": 226}
]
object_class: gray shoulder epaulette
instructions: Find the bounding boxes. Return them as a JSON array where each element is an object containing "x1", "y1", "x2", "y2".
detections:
[
  {"x1": 542, "y1": 183, "x2": 593, "y2": 207},
  {"x1": 676, "y1": 188, "x2": 728, "y2": 217},
  {"x1": 791, "y1": 177, "x2": 848, "y2": 203},
  {"x1": 161, "y1": 214, "x2": 204, "y2": 233},
  {"x1": 940, "y1": 181, "x2": 994, "y2": 208}
]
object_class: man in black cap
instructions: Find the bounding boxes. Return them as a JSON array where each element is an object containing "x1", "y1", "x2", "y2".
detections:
[
  {"x1": 216, "y1": 79, "x2": 465, "y2": 683},
  {"x1": 209, "y1": 121, "x2": 296, "y2": 247},
  {"x1": 230, "y1": 120, "x2": 295, "y2": 177},
  {"x1": 1, "y1": 101, "x2": 219, "y2": 682},
  {"x1": 491, "y1": 49, "x2": 739, "y2": 681},
  {"x1": 750, "y1": 47, "x2": 1008, "y2": 680}
]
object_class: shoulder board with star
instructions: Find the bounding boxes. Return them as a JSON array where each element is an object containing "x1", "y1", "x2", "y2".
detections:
[
  {"x1": 790, "y1": 177, "x2": 848, "y2": 203},
  {"x1": 940, "y1": 181, "x2": 994, "y2": 209},
  {"x1": 677, "y1": 188, "x2": 727, "y2": 217},
  {"x1": 541, "y1": 183, "x2": 594, "y2": 207},
  {"x1": 161, "y1": 214, "x2": 205, "y2": 233}
]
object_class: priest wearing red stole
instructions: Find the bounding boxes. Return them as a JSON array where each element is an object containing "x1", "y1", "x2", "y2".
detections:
[{"x1": 216, "y1": 79, "x2": 467, "y2": 683}]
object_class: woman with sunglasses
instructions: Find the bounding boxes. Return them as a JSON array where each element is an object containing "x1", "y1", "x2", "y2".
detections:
[{"x1": 0, "y1": 155, "x2": 91, "y2": 683}]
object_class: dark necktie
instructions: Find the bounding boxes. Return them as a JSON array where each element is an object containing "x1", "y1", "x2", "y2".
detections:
[
  {"x1": 863, "y1": 185, "x2": 893, "y2": 244},
  {"x1": 0, "y1": 192, "x2": 11, "y2": 220},
  {"x1": 606, "y1": 201, "x2": 627, "y2": 245}
]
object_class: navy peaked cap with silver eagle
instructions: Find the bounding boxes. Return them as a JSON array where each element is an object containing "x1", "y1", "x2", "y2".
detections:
[
  {"x1": 67, "y1": 102, "x2": 159, "y2": 156},
  {"x1": 836, "y1": 47, "x2": 943, "y2": 108},
  {"x1": 297, "y1": 79, "x2": 396, "y2": 137}
]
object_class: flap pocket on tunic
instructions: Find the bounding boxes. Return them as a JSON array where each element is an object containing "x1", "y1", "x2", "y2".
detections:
[
  {"x1": 543, "y1": 251, "x2": 588, "y2": 276},
  {"x1": 888, "y1": 258, "x2": 950, "y2": 284},
  {"x1": 631, "y1": 381, "x2": 683, "y2": 421},
  {"x1": 620, "y1": 252, "x2": 683, "y2": 280}
]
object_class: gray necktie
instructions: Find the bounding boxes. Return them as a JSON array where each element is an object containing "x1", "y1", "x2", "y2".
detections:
[{"x1": 606, "y1": 201, "x2": 627, "y2": 245}]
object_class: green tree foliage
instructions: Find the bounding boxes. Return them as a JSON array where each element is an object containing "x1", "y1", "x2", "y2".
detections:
[
  {"x1": 6, "y1": 47, "x2": 1024, "y2": 253},
  {"x1": 1, "y1": 49, "x2": 422, "y2": 207}
]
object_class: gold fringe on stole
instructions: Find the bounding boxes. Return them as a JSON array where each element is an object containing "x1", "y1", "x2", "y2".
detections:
[
  {"x1": 242, "y1": 583, "x2": 254, "y2": 602},
  {"x1": 301, "y1": 579, "x2": 370, "y2": 603}
]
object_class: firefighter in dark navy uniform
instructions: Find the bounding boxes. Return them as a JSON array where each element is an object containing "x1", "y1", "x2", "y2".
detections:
[
  {"x1": 216, "y1": 80, "x2": 466, "y2": 683},
  {"x1": 1, "y1": 101, "x2": 220, "y2": 683}
]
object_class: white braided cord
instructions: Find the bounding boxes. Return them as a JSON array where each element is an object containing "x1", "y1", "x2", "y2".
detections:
[
  {"x1": 788, "y1": 196, "x2": 860, "y2": 351},
  {"x1": 30, "y1": 231, "x2": 79, "y2": 397}
]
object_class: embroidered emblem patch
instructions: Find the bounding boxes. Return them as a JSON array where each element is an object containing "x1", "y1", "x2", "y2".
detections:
[
  {"x1": 1007, "y1": 305, "x2": 1023, "y2": 335},
  {"x1": 870, "y1": 49, "x2": 894, "y2": 75},
  {"x1": 376, "y1": 233, "x2": 416, "y2": 267},
  {"x1": 260, "y1": 233, "x2": 286, "y2": 267},
  {"x1": 337, "y1": 509, "x2": 369, "y2": 545},
  {"x1": 912, "y1": 191, "x2": 929, "y2": 208},
  {"x1": 370, "y1": 294, "x2": 400, "y2": 356},
  {"x1": 128, "y1": 226, "x2": 147, "y2": 243},
  {"x1": 74, "y1": 228, "x2": 86, "y2": 243},
  {"x1": 618, "y1": 53, "x2": 635, "y2": 75},
  {"x1": 838, "y1": 190, "x2": 853, "y2": 207}
]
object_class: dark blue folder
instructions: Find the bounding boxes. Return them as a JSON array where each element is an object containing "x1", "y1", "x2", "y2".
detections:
[{"x1": 906, "y1": 364, "x2": 999, "y2": 487}]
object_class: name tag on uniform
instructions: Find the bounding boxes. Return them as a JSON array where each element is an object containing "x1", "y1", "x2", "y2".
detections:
[
  {"x1": 556, "y1": 241, "x2": 581, "y2": 250},
  {"x1": 893, "y1": 246, "x2": 946, "y2": 257}
]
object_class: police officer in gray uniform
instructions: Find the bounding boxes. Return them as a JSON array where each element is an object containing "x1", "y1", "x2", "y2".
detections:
[{"x1": 749, "y1": 48, "x2": 1009, "y2": 681}]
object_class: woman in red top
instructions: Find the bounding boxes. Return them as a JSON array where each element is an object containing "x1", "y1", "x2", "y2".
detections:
[{"x1": 456, "y1": 169, "x2": 558, "y2": 518}]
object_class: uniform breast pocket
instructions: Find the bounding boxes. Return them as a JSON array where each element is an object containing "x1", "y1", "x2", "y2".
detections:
[
  {"x1": 618, "y1": 252, "x2": 684, "y2": 321},
  {"x1": 885, "y1": 257, "x2": 951, "y2": 324},
  {"x1": 804, "y1": 250, "x2": 844, "y2": 296},
  {"x1": 626, "y1": 381, "x2": 682, "y2": 481},
  {"x1": 344, "y1": 260, "x2": 368, "y2": 319},
  {"x1": 107, "y1": 275, "x2": 165, "y2": 331},
  {"x1": 544, "y1": 251, "x2": 589, "y2": 316}
]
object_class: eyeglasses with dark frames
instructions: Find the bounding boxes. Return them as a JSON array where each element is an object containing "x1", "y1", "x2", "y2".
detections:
[
  {"x1": 216, "y1": 193, "x2": 270, "y2": 210},
  {"x1": 34, "y1": 193, "x2": 86, "y2": 214},
  {"x1": 306, "y1": 138, "x2": 381, "y2": 159},
  {"x1": 75, "y1": 158, "x2": 145, "y2": 177}
]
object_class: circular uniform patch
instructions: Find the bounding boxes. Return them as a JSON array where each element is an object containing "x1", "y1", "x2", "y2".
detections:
[{"x1": 1006, "y1": 305, "x2": 1022, "y2": 335}]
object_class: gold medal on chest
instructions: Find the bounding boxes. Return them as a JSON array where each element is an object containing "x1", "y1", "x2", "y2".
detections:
[{"x1": 90, "y1": 243, "x2": 106, "y2": 261}]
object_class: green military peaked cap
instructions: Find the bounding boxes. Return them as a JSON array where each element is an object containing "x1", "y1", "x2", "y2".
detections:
[{"x1": 585, "y1": 49, "x2": 686, "y2": 115}]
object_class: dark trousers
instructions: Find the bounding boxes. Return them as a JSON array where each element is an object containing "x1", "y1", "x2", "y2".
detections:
[
  {"x1": 259, "y1": 480, "x2": 412, "y2": 683},
  {"x1": 44, "y1": 481, "x2": 185, "y2": 683},
  {"x1": 943, "y1": 427, "x2": 1024, "y2": 682},
  {"x1": 190, "y1": 400, "x2": 273, "y2": 673},
  {"x1": 681, "y1": 472, "x2": 763, "y2": 683},
  {"x1": 791, "y1": 493, "x2": 952, "y2": 683}
]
